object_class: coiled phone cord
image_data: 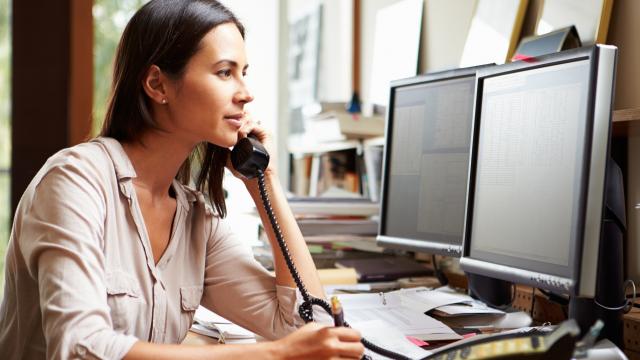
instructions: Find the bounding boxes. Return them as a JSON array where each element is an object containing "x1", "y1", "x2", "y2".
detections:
[{"x1": 256, "y1": 171, "x2": 413, "y2": 360}]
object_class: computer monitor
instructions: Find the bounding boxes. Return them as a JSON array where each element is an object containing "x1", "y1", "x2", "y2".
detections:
[
  {"x1": 378, "y1": 66, "x2": 490, "y2": 257},
  {"x1": 460, "y1": 45, "x2": 622, "y2": 338}
]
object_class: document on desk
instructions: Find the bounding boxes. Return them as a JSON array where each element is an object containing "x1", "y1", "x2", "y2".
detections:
[
  {"x1": 336, "y1": 292, "x2": 462, "y2": 341},
  {"x1": 433, "y1": 300, "x2": 505, "y2": 316},
  {"x1": 351, "y1": 319, "x2": 432, "y2": 360},
  {"x1": 397, "y1": 287, "x2": 506, "y2": 316},
  {"x1": 395, "y1": 287, "x2": 477, "y2": 312}
]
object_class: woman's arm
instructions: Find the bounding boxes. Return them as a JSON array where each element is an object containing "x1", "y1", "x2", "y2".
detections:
[
  {"x1": 124, "y1": 340, "x2": 277, "y2": 360},
  {"x1": 244, "y1": 171, "x2": 325, "y2": 300},
  {"x1": 232, "y1": 118, "x2": 325, "y2": 305},
  {"x1": 124, "y1": 323, "x2": 364, "y2": 360}
]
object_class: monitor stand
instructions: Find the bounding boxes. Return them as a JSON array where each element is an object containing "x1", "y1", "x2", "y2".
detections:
[
  {"x1": 467, "y1": 273, "x2": 513, "y2": 308},
  {"x1": 569, "y1": 159, "x2": 626, "y2": 346},
  {"x1": 433, "y1": 256, "x2": 513, "y2": 307}
]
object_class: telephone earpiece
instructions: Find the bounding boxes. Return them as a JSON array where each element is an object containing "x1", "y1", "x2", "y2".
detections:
[{"x1": 230, "y1": 135, "x2": 270, "y2": 179}]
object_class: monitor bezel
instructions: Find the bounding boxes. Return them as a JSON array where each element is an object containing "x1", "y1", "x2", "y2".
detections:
[
  {"x1": 460, "y1": 45, "x2": 617, "y2": 297},
  {"x1": 377, "y1": 65, "x2": 493, "y2": 257}
]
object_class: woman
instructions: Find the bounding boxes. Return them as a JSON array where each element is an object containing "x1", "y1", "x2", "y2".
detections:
[{"x1": 0, "y1": 0, "x2": 365, "y2": 359}]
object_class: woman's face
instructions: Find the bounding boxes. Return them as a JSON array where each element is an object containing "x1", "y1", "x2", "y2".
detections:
[{"x1": 165, "y1": 22, "x2": 253, "y2": 148}]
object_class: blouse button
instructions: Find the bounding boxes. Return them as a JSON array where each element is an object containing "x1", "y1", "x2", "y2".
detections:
[{"x1": 76, "y1": 346, "x2": 87, "y2": 357}]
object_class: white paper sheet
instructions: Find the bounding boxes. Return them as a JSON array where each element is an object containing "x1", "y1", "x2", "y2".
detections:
[
  {"x1": 336, "y1": 292, "x2": 461, "y2": 341},
  {"x1": 350, "y1": 319, "x2": 432, "y2": 360}
]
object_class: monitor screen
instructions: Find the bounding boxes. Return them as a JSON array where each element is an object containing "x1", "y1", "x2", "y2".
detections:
[
  {"x1": 378, "y1": 67, "x2": 486, "y2": 256},
  {"x1": 471, "y1": 59, "x2": 591, "y2": 279},
  {"x1": 461, "y1": 45, "x2": 617, "y2": 297}
]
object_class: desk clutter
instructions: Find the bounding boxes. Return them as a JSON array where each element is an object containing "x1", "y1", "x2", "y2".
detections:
[{"x1": 274, "y1": 46, "x2": 630, "y2": 355}]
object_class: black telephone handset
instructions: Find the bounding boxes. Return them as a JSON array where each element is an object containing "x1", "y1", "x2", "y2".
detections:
[
  {"x1": 229, "y1": 136, "x2": 581, "y2": 360},
  {"x1": 230, "y1": 136, "x2": 270, "y2": 179}
]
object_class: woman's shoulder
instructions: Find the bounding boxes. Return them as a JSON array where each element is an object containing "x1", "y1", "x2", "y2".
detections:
[
  {"x1": 48, "y1": 139, "x2": 113, "y2": 170},
  {"x1": 33, "y1": 138, "x2": 119, "y2": 189}
]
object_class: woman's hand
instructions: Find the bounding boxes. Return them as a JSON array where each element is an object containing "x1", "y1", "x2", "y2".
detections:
[
  {"x1": 227, "y1": 111, "x2": 278, "y2": 180},
  {"x1": 269, "y1": 322, "x2": 365, "y2": 360}
]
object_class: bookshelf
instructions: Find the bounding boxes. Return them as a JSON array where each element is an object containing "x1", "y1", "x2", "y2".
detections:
[
  {"x1": 288, "y1": 134, "x2": 384, "y2": 200},
  {"x1": 612, "y1": 107, "x2": 640, "y2": 137}
]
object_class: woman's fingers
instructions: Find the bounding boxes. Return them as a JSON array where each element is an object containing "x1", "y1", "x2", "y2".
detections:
[
  {"x1": 337, "y1": 340, "x2": 366, "y2": 359},
  {"x1": 238, "y1": 111, "x2": 265, "y2": 139},
  {"x1": 334, "y1": 327, "x2": 362, "y2": 342},
  {"x1": 320, "y1": 327, "x2": 364, "y2": 359},
  {"x1": 277, "y1": 323, "x2": 365, "y2": 360}
]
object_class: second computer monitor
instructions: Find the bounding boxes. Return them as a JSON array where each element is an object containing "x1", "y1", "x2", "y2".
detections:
[
  {"x1": 378, "y1": 66, "x2": 489, "y2": 257},
  {"x1": 460, "y1": 45, "x2": 618, "y2": 298}
]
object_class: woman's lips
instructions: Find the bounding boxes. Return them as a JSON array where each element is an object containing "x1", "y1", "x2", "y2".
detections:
[{"x1": 224, "y1": 117, "x2": 243, "y2": 129}]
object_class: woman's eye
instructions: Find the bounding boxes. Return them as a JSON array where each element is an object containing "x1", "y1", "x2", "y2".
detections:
[{"x1": 217, "y1": 69, "x2": 232, "y2": 78}]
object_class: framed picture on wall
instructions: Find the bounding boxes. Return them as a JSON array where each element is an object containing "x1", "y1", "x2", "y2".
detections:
[
  {"x1": 288, "y1": 3, "x2": 322, "y2": 133},
  {"x1": 459, "y1": 0, "x2": 528, "y2": 67},
  {"x1": 368, "y1": 0, "x2": 423, "y2": 108},
  {"x1": 535, "y1": 0, "x2": 614, "y2": 45}
]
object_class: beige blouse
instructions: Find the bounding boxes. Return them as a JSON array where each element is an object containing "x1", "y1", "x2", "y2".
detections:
[{"x1": 0, "y1": 137, "x2": 315, "y2": 359}]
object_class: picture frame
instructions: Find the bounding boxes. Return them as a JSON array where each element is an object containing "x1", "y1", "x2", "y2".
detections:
[
  {"x1": 535, "y1": 0, "x2": 614, "y2": 45},
  {"x1": 459, "y1": 0, "x2": 529, "y2": 67}
]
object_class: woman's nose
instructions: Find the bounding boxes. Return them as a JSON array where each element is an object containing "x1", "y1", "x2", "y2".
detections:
[{"x1": 235, "y1": 83, "x2": 254, "y2": 104}]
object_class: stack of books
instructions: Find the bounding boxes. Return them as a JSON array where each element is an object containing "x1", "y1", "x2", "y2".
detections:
[
  {"x1": 289, "y1": 197, "x2": 383, "y2": 254},
  {"x1": 191, "y1": 306, "x2": 256, "y2": 344}
]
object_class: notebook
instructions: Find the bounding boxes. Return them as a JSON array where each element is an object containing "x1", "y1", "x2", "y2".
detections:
[{"x1": 334, "y1": 257, "x2": 433, "y2": 282}]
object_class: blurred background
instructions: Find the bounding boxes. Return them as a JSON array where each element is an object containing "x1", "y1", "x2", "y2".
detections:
[{"x1": 0, "y1": 0, "x2": 639, "y2": 299}]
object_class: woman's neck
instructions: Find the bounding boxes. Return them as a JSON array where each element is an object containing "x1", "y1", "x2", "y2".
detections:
[{"x1": 122, "y1": 131, "x2": 195, "y2": 198}]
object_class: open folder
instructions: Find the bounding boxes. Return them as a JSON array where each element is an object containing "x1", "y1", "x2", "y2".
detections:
[
  {"x1": 336, "y1": 289, "x2": 463, "y2": 341},
  {"x1": 335, "y1": 286, "x2": 530, "y2": 342}
]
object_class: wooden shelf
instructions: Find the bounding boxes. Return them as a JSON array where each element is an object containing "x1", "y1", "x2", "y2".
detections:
[
  {"x1": 612, "y1": 108, "x2": 640, "y2": 137},
  {"x1": 613, "y1": 108, "x2": 640, "y2": 123}
]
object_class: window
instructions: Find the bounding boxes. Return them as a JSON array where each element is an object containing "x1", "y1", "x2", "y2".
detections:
[
  {"x1": 0, "y1": 0, "x2": 11, "y2": 294},
  {"x1": 93, "y1": 0, "x2": 149, "y2": 134}
]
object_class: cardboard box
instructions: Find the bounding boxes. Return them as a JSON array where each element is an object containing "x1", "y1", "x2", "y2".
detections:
[{"x1": 624, "y1": 306, "x2": 640, "y2": 352}]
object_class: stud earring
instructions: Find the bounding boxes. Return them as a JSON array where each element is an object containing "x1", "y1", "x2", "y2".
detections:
[{"x1": 161, "y1": 99, "x2": 167, "y2": 104}]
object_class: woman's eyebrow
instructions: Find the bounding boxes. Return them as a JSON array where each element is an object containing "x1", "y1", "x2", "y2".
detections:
[{"x1": 214, "y1": 59, "x2": 250, "y2": 71}]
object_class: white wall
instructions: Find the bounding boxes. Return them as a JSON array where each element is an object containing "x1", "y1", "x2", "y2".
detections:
[
  {"x1": 359, "y1": 0, "x2": 404, "y2": 109},
  {"x1": 318, "y1": 0, "x2": 353, "y2": 103},
  {"x1": 420, "y1": 0, "x2": 475, "y2": 73},
  {"x1": 221, "y1": 1, "x2": 280, "y2": 221},
  {"x1": 222, "y1": 0, "x2": 279, "y2": 134},
  {"x1": 360, "y1": 0, "x2": 476, "y2": 105}
]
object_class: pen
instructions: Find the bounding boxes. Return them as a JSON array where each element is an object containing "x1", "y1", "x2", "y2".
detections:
[{"x1": 331, "y1": 296, "x2": 344, "y2": 327}]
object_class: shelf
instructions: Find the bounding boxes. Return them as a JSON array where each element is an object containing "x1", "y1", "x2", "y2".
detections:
[
  {"x1": 612, "y1": 108, "x2": 640, "y2": 137},
  {"x1": 288, "y1": 134, "x2": 361, "y2": 155},
  {"x1": 613, "y1": 108, "x2": 640, "y2": 123}
]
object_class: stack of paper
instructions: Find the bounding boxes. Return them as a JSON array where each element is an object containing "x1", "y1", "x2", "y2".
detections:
[
  {"x1": 336, "y1": 291, "x2": 462, "y2": 341},
  {"x1": 397, "y1": 287, "x2": 505, "y2": 316},
  {"x1": 191, "y1": 306, "x2": 256, "y2": 344},
  {"x1": 399, "y1": 287, "x2": 532, "y2": 330},
  {"x1": 351, "y1": 319, "x2": 432, "y2": 360}
]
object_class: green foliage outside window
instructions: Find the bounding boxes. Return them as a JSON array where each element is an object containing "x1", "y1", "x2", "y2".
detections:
[
  {"x1": 93, "y1": 0, "x2": 149, "y2": 135},
  {"x1": 0, "y1": 0, "x2": 11, "y2": 295},
  {"x1": 0, "y1": 0, "x2": 152, "y2": 297}
]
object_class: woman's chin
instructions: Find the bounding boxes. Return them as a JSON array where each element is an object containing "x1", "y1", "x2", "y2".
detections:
[{"x1": 206, "y1": 135, "x2": 237, "y2": 149}]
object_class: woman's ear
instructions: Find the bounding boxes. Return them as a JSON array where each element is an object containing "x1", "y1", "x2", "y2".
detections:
[{"x1": 142, "y1": 65, "x2": 169, "y2": 105}]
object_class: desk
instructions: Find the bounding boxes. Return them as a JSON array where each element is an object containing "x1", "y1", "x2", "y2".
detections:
[
  {"x1": 183, "y1": 328, "x2": 627, "y2": 359},
  {"x1": 182, "y1": 331, "x2": 218, "y2": 346}
]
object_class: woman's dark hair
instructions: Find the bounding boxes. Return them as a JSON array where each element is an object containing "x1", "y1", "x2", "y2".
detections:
[{"x1": 100, "y1": 0, "x2": 245, "y2": 217}]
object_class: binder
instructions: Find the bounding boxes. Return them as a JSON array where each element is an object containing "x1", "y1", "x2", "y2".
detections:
[{"x1": 335, "y1": 257, "x2": 433, "y2": 282}]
